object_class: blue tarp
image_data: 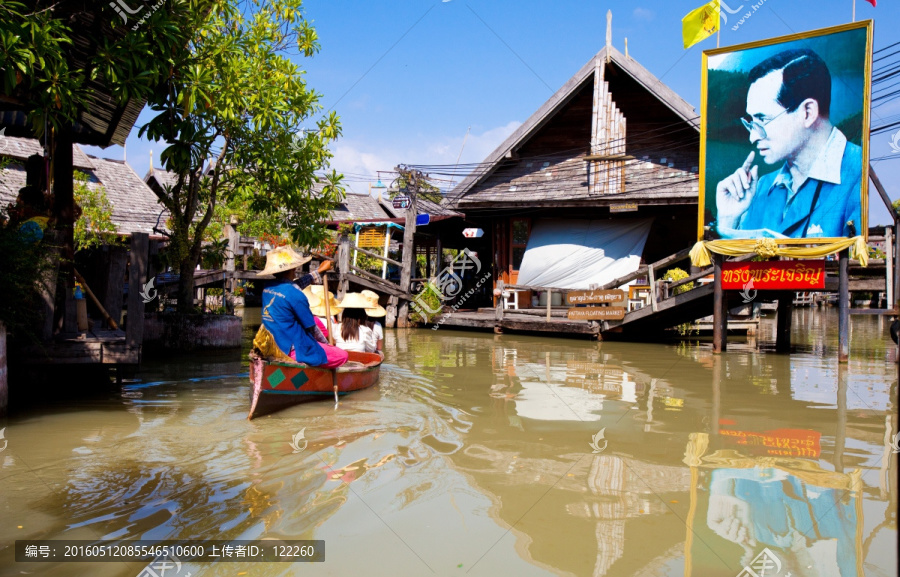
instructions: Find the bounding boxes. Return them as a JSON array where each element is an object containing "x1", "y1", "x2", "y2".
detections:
[{"x1": 352, "y1": 222, "x2": 404, "y2": 232}]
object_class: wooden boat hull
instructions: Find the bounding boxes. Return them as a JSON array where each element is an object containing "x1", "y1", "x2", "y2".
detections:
[{"x1": 248, "y1": 351, "x2": 382, "y2": 419}]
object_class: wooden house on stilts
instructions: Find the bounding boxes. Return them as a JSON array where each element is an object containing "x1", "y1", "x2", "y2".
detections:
[{"x1": 444, "y1": 29, "x2": 702, "y2": 324}]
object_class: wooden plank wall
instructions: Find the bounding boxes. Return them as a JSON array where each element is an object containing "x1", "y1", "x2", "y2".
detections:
[{"x1": 589, "y1": 59, "x2": 626, "y2": 196}]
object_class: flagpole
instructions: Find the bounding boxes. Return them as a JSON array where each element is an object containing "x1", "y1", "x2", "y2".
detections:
[
  {"x1": 717, "y1": 27, "x2": 720, "y2": 48},
  {"x1": 852, "y1": 0, "x2": 856, "y2": 22}
]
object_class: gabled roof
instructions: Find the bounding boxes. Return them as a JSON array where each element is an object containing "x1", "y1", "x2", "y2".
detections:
[
  {"x1": 144, "y1": 165, "x2": 180, "y2": 192},
  {"x1": 143, "y1": 169, "x2": 396, "y2": 224},
  {"x1": 1, "y1": 136, "x2": 166, "y2": 237},
  {"x1": 449, "y1": 45, "x2": 699, "y2": 207},
  {"x1": 332, "y1": 191, "x2": 393, "y2": 222},
  {"x1": 0, "y1": 135, "x2": 94, "y2": 169},
  {"x1": 88, "y1": 156, "x2": 167, "y2": 236}
]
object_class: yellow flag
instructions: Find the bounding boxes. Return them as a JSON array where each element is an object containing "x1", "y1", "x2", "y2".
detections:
[{"x1": 682, "y1": 0, "x2": 720, "y2": 49}]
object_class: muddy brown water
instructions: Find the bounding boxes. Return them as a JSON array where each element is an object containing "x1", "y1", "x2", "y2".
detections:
[{"x1": 0, "y1": 308, "x2": 897, "y2": 576}]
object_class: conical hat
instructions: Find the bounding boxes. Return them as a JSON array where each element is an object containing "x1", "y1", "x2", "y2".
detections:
[
  {"x1": 256, "y1": 246, "x2": 312, "y2": 277},
  {"x1": 359, "y1": 290, "x2": 386, "y2": 317},
  {"x1": 303, "y1": 286, "x2": 342, "y2": 317},
  {"x1": 338, "y1": 292, "x2": 386, "y2": 317}
]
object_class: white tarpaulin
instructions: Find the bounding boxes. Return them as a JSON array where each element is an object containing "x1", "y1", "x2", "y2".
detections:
[{"x1": 516, "y1": 218, "x2": 653, "y2": 289}]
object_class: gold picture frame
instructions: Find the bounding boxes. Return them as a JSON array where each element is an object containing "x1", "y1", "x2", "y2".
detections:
[{"x1": 697, "y1": 20, "x2": 873, "y2": 246}]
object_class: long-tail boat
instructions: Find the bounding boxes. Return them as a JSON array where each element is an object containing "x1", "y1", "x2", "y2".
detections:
[{"x1": 248, "y1": 351, "x2": 382, "y2": 419}]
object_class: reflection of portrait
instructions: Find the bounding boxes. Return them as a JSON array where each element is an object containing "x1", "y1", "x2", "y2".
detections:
[
  {"x1": 708, "y1": 468, "x2": 857, "y2": 576},
  {"x1": 702, "y1": 23, "x2": 870, "y2": 241}
]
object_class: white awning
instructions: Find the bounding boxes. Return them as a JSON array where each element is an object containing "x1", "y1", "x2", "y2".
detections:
[{"x1": 516, "y1": 218, "x2": 653, "y2": 289}]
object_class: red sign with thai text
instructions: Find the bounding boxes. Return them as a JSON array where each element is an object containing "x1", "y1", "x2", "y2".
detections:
[
  {"x1": 721, "y1": 261, "x2": 825, "y2": 290},
  {"x1": 719, "y1": 427, "x2": 822, "y2": 458}
]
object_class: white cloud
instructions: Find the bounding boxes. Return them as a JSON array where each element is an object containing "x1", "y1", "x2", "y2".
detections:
[{"x1": 633, "y1": 7, "x2": 655, "y2": 21}]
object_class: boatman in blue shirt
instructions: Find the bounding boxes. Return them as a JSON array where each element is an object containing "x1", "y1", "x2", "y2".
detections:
[
  {"x1": 714, "y1": 48, "x2": 862, "y2": 239},
  {"x1": 252, "y1": 246, "x2": 348, "y2": 368}
]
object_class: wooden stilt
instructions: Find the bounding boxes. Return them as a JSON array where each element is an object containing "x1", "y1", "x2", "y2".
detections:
[
  {"x1": 39, "y1": 231, "x2": 61, "y2": 340},
  {"x1": 0, "y1": 321, "x2": 7, "y2": 417},
  {"x1": 711, "y1": 354, "x2": 722, "y2": 435},
  {"x1": 126, "y1": 233, "x2": 149, "y2": 352},
  {"x1": 385, "y1": 295, "x2": 398, "y2": 328},
  {"x1": 834, "y1": 363, "x2": 848, "y2": 472},
  {"x1": 712, "y1": 254, "x2": 727, "y2": 354},
  {"x1": 839, "y1": 249, "x2": 850, "y2": 363},
  {"x1": 775, "y1": 292, "x2": 793, "y2": 353},
  {"x1": 103, "y1": 246, "x2": 127, "y2": 328},
  {"x1": 397, "y1": 173, "x2": 418, "y2": 328},
  {"x1": 495, "y1": 279, "x2": 505, "y2": 334},
  {"x1": 53, "y1": 126, "x2": 78, "y2": 334}
]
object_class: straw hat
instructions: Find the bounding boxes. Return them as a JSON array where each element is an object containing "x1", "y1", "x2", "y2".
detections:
[
  {"x1": 360, "y1": 290, "x2": 386, "y2": 317},
  {"x1": 339, "y1": 292, "x2": 386, "y2": 317},
  {"x1": 256, "y1": 246, "x2": 312, "y2": 277},
  {"x1": 303, "y1": 286, "x2": 342, "y2": 317}
]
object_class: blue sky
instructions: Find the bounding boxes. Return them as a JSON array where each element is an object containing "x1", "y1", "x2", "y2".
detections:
[{"x1": 85, "y1": 0, "x2": 900, "y2": 225}]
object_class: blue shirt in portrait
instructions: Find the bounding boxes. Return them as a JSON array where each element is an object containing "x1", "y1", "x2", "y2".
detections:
[
  {"x1": 260, "y1": 279, "x2": 327, "y2": 366},
  {"x1": 721, "y1": 128, "x2": 862, "y2": 239}
]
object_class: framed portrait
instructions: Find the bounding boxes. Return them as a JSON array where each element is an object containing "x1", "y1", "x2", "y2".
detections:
[{"x1": 698, "y1": 21, "x2": 873, "y2": 243}]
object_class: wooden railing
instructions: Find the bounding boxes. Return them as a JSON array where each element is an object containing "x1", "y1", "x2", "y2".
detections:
[{"x1": 497, "y1": 247, "x2": 698, "y2": 320}]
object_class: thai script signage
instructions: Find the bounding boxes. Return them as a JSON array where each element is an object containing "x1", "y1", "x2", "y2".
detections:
[
  {"x1": 566, "y1": 289, "x2": 626, "y2": 305},
  {"x1": 722, "y1": 261, "x2": 825, "y2": 290},
  {"x1": 720, "y1": 427, "x2": 822, "y2": 458},
  {"x1": 609, "y1": 203, "x2": 638, "y2": 213}
]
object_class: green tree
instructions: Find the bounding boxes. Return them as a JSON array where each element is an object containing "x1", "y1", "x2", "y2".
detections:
[
  {"x1": 389, "y1": 172, "x2": 443, "y2": 204},
  {"x1": 138, "y1": 0, "x2": 343, "y2": 312},
  {"x1": 0, "y1": 1, "x2": 187, "y2": 137},
  {"x1": 73, "y1": 171, "x2": 119, "y2": 251}
]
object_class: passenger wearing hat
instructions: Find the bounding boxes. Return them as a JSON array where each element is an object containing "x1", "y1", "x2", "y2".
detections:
[
  {"x1": 360, "y1": 290, "x2": 386, "y2": 354},
  {"x1": 302, "y1": 285, "x2": 343, "y2": 339},
  {"x1": 252, "y1": 246, "x2": 348, "y2": 368},
  {"x1": 332, "y1": 293, "x2": 379, "y2": 355}
]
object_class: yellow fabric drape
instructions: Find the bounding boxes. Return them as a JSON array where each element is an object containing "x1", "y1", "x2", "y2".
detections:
[
  {"x1": 690, "y1": 236, "x2": 869, "y2": 268},
  {"x1": 252, "y1": 325, "x2": 294, "y2": 363}
]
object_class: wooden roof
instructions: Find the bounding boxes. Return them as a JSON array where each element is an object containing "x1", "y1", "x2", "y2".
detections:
[
  {"x1": 2, "y1": 136, "x2": 167, "y2": 236},
  {"x1": 0, "y1": 5, "x2": 146, "y2": 147},
  {"x1": 447, "y1": 46, "x2": 701, "y2": 209},
  {"x1": 330, "y1": 191, "x2": 391, "y2": 221}
]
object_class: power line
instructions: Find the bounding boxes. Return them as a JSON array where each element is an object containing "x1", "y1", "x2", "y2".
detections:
[{"x1": 875, "y1": 41, "x2": 900, "y2": 55}]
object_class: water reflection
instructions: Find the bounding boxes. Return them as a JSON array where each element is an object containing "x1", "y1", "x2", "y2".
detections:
[{"x1": 0, "y1": 310, "x2": 895, "y2": 576}]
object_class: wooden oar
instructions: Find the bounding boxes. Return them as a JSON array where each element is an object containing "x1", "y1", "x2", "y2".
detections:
[{"x1": 322, "y1": 272, "x2": 339, "y2": 405}]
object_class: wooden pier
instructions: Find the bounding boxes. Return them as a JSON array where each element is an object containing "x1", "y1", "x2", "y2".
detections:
[
  {"x1": 11, "y1": 232, "x2": 151, "y2": 388},
  {"x1": 432, "y1": 246, "x2": 892, "y2": 347}
]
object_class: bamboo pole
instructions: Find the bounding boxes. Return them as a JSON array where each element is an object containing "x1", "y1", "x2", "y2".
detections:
[
  {"x1": 73, "y1": 268, "x2": 118, "y2": 330},
  {"x1": 382, "y1": 229, "x2": 390, "y2": 279},
  {"x1": 839, "y1": 249, "x2": 850, "y2": 363},
  {"x1": 323, "y1": 272, "x2": 339, "y2": 404}
]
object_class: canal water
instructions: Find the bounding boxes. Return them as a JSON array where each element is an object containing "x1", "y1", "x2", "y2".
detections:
[{"x1": 1, "y1": 309, "x2": 897, "y2": 576}]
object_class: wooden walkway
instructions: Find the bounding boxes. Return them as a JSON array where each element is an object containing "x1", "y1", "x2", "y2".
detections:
[
  {"x1": 437, "y1": 252, "x2": 890, "y2": 339},
  {"x1": 438, "y1": 309, "x2": 599, "y2": 336},
  {"x1": 19, "y1": 329, "x2": 139, "y2": 365}
]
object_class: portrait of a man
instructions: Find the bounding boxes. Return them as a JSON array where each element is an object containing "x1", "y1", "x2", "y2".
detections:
[{"x1": 701, "y1": 23, "x2": 871, "y2": 241}]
